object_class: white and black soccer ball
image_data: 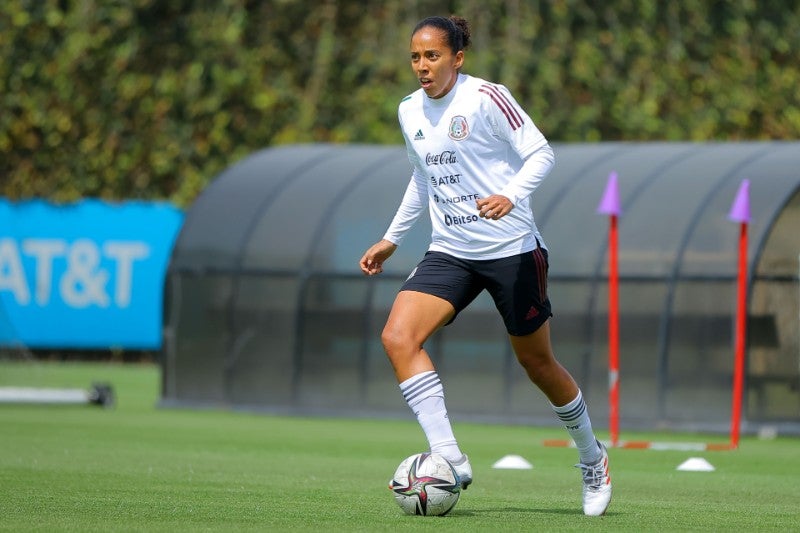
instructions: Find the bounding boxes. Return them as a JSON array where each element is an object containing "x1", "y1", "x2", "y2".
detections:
[{"x1": 389, "y1": 452, "x2": 461, "y2": 516}]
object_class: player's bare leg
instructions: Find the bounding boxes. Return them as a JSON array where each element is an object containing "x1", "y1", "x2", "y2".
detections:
[
  {"x1": 510, "y1": 321, "x2": 578, "y2": 406},
  {"x1": 510, "y1": 321, "x2": 612, "y2": 515},
  {"x1": 382, "y1": 290, "x2": 472, "y2": 488},
  {"x1": 382, "y1": 290, "x2": 453, "y2": 381}
]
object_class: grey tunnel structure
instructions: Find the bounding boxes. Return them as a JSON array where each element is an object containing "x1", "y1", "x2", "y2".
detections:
[{"x1": 162, "y1": 142, "x2": 800, "y2": 434}]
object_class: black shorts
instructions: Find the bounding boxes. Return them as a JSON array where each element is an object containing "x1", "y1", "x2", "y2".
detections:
[{"x1": 400, "y1": 248, "x2": 553, "y2": 336}]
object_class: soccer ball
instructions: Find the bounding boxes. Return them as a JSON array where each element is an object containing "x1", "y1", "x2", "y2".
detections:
[{"x1": 389, "y1": 452, "x2": 461, "y2": 516}]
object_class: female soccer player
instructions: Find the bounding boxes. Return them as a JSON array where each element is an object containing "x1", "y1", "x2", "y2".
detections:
[{"x1": 359, "y1": 15, "x2": 612, "y2": 516}]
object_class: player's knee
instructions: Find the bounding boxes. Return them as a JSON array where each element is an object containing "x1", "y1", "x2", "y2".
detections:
[
  {"x1": 516, "y1": 350, "x2": 556, "y2": 376},
  {"x1": 381, "y1": 324, "x2": 411, "y2": 356}
]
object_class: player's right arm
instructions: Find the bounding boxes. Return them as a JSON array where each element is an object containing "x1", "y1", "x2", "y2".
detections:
[
  {"x1": 359, "y1": 239, "x2": 398, "y2": 275},
  {"x1": 359, "y1": 171, "x2": 426, "y2": 275},
  {"x1": 361, "y1": 99, "x2": 428, "y2": 276}
]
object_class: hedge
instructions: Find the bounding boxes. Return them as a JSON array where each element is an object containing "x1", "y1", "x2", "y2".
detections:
[{"x1": 2, "y1": 0, "x2": 798, "y2": 205}]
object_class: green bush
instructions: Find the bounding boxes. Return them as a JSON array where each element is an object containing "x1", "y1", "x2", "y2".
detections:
[{"x1": 2, "y1": 0, "x2": 798, "y2": 206}]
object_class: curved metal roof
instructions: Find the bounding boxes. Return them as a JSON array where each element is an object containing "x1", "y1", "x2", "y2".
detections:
[
  {"x1": 172, "y1": 142, "x2": 800, "y2": 281},
  {"x1": 164, "y1": 142, "x2": 800, "y2": 431}
]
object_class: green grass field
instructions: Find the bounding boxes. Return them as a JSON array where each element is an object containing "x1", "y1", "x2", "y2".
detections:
[{"x1": 1, "y1": 360, "x2": 798, "y2": 531}]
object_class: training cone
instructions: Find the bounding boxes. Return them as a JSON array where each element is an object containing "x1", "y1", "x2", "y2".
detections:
[
  {"x1": 492, "y1": 454, "x2": 533, "y2": 470},
  {"x1": 676, "y1": 457, "x2": 715, "y2": 472}
]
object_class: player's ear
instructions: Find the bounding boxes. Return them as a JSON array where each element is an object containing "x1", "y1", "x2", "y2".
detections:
[{"x1": 454, "y1": 50, "x2": 464, "y2": 70}]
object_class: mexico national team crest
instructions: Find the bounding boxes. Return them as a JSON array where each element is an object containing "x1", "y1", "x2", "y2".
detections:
[{"x1": 448, "y1": 115, "x2": 470, "y2": 141}]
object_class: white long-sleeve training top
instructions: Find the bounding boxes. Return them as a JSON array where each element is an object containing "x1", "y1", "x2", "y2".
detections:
[{"x1": 383, "y1": 73, "x2": 555, "y2": 260}]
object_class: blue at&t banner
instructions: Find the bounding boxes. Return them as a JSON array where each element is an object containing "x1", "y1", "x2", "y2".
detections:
[{"x1": 0, "y1": 199, "x2": 183, "y2": 350}]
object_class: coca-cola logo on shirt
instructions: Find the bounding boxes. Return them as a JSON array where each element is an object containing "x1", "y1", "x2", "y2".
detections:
[{"x1": 425, "y1": 150, "x2": 457, "y2": 166}]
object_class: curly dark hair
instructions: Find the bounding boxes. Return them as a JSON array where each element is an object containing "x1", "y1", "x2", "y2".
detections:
[{"x1": 412, "y1": 15, "x2": 471, "y2": 53}]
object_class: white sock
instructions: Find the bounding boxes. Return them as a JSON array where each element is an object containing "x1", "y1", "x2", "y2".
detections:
[
  {"x1": 551, "y1": 389, "x2": 602, "y2": 464},
  {"x1": 399, "y1": 371, "x2": 463, "y2": 462}
]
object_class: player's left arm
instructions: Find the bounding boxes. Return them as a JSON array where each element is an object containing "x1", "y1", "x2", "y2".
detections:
[{"x1": 476, "y1": 85, "x2": 554, "y2": 220}]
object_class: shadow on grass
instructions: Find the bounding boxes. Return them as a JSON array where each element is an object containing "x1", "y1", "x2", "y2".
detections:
[{"x1": 453, "y1": 506, "x2": 610, "y2": 517}]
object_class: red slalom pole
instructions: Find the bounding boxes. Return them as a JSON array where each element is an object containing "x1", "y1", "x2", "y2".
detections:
[
  {"x1": 608, "y1": 213, "x2": 620, "y2": 447},
  {"x1": 728, "y1": 179, "x2": 750, "y2": 450},
  {"x1": 730, "y1": 222, "x2": 747, "y2": 449},
  {"x1": 597, "y1": 171, "x2": 621, "y2": 447}
]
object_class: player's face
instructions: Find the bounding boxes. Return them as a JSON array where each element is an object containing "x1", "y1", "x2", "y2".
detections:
[{"x1": 410, "y1": 28, "x2": 464, "y2": 99}]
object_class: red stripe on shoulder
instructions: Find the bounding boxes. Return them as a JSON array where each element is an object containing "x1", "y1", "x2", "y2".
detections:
[{"x1": 479, "y1": 84, "x2": 523, "y2": 129}]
